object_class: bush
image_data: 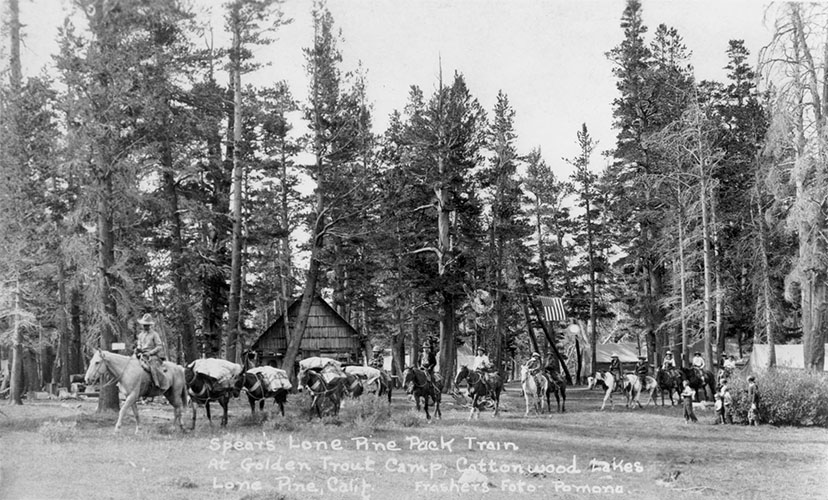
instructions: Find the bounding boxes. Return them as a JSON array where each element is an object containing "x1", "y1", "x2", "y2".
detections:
[
  {"x1": 392, "y1": 410, "x2": 422, "y2": 429},
  {"x1": 348, "y1": 394, "x2": 391, "y2": 431},
  {"x1": 728, "y1": 369, "x2": 828, "y2": 427},
  {"x1": 38, "y1": 420, "x2": 78, "y2": 443}
]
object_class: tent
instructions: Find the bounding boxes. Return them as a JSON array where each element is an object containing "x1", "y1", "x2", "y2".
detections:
[{"x1": 748, "y1": 344, "x2": 828, "y2": 372}]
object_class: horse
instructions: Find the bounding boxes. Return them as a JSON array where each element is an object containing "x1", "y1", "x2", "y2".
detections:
[
  {"x1": 622, "y1": 374, "x2": 659, "y2": 408},
  {"x1": 680, "y1": 367, "x2": 716, "y2": 401},
  {"x1": 402, "y1": 367, "x2": 442, "y2": 420},
  {"x1": 298, "y1": 367, "x2": 346, "y2": 418},
  {"x1": 241, "y1": 371, "x2": 289, "y2": 417},
  {"x1": 656, "y1": 368, "x2": 683, "y2": 405},
  {"x1": 84, "y1": 350, "x2": 187, "y2": 433},
  {"x1": 587, "y1": 371, "x2": 618, "y2": 410},
  {"x1": 184, "y1": 364, "x2": 244, "y2": 428},
  {"x1": 454, "y1": 365, "x2": 503, "y2": 419},
  {"x1": 520, "y1": 364, "x2": 547, "y2": 416},
  {"x1": 543, "y1": 369, "x2": 567, "y2": 413}
]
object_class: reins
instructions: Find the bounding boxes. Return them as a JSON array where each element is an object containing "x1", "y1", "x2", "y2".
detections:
[{"x1": 97, "y1": 352, "x2": 131, "y2": 389}]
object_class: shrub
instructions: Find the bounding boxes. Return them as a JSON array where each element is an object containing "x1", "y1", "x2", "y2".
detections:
[
  {"x1": 348, "y1": 394, "x2": 391, "y2": 432},
  {"x1": 728, "y1": 369, "x2": 828, "y2": 427},
  {"x1": 38, "y1": 420, "x2": 78, "y2": 443},
  {"x1": 392, "y1": 410, "x2": 422, "y2": 429}
]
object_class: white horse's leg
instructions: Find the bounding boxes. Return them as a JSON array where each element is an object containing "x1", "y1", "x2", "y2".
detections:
[
  {"x1": 116, "y1": 391, "x2": 140, "y2": 433},
  {"x1": 601, "y1": 388, "x2": 611, "y2": 411}
]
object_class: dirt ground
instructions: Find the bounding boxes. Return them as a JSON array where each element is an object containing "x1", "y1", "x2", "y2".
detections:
[{"x1": 1, "y1": 381, "x2": 826, "y2": 500}]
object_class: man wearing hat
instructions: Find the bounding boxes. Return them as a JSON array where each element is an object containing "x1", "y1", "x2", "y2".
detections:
[
  {"x1": 473, "y1": 346, "x2": 492, "y2": 372},
  {"x1": 634, "y1": 355, "x2": 649, "y2": 391},
  {"x1": 608, "y1": 353, "x2": 622, "y2": 392},
  {"x1": 420, "y1": 341, "x2": 437, "y2": 382},
  {"x1": 136, "y1": 313, "x2": 169, "y2": 391},
  {"x1": 370, "y1": 346, "x2": 384, "y2": 370},
  {"x1": 526, "y1": 352, "x2": 543, "y2": 375},
  {"x1": 691, "y1": 351, "x2": 706, "y2": 380},
  {"x1": 662, "y1": 351, "x2": 676, "y2": 370}
]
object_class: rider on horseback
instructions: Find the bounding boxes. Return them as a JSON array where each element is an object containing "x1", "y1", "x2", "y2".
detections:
[
  {"x1": 609, "y1": 353, "x2": 622, "y2": 392},
  {"x1": 421, "y1": 341, "x2": 437, "y2": 386},
  {"x1": 635, "y1": 355, "x2": 648, "y2": 391},
  {"x1": 662, "y1": 351, "x2": 676, "y2": 370},
  {"x1": 473, "y1": 347, "x2": 494, "y2": 394},
  {"x1": 526, "y1": 352, "x2": 543, "y2": 374},
  {"x1": 135, "y1": 314, "x2": 170, "y2": 391},
  {"x1": 691, "y1": 352, "x2": 705, "y2": 379},
  {"x1": 370, "y1": 346, "x2": 384, "y2": 370}
]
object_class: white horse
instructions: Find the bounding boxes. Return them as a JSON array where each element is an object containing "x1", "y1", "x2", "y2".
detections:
[
  {"x1": 84, "y1": 350, "x2": 188, "y2": 433},
  {"x1": 587, "y1": 371, "x2": 618, "y2": 410},
  {"x1": 520, "y1": 364, "x2": 548, "y2": 416},
  {"x1": 622, "y1": 374, "x2": 659, "y2": 408}
]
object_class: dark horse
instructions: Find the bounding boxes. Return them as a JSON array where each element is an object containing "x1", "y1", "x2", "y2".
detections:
[
  {"x1": 455, "y1": 366, "x2": 503, "y2": 419},
  {"x1": 656, "y1": 368, "x2": 683, "y2": 405},
  {"x1": 543, "y1": 369, "x2": 567, "y2": 413},
  {"x1": 184, "y1": 364, "x2": 244, "y2": 428},
  {"x1": 402, "y1": 367, "x2": 442, "y2": 420},
  {"x1": 299, "y1": 367, "x2": 346, "y2": 418},
  {"x1": 680, "y1": 367, "x2": 716, "y2": 401},
  {"x1": 242, "y1": 372, "x2": 289, "y2": 417}
]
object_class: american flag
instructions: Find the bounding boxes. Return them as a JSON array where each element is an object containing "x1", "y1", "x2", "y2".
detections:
[{"x1": 539, "y1": 296, "x2": 566, "y2": 322}]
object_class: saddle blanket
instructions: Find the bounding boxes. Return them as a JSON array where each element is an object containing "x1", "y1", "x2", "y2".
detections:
[
  {"x1": 247, "y1": 366, "x2": 292, "y2": 391},
  {"x1": 344, "y1": 365, "x2": 382, "y2": 385},
  {"x1": 299, "y1": 356, "x2": 342, "y2": 370},
  {"x1": 188, "y1": 358, "x2": 242, "y2": 388}
]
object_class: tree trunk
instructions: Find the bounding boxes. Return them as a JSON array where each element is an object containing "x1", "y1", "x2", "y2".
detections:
[
  {"x1": 161, "y1": 140, "x2": 197, "y2": 363},
  {"x1": 97, "y1": 165, "x2": 120, "y2": 412},
  {"x1": 226, "y1": 13, "x2": 244, "y2": 364}
]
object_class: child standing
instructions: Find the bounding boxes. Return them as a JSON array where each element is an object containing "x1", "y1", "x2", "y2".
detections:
[
  {"x1": 714, "y1": 393, "x2": 724, "y2": 424},
  {"x1": 722, "y1": 387, "x2": 733, "y2": 424},
  {"x1": 747, "y1": 375, "x2": 760, "y2": 426},
  {"x1": 681, "y1": 380, "x2": 698, "y2": 423}
]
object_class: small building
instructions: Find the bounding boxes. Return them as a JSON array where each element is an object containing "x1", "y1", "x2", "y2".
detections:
[{"x1": 250, "y1": 295, "x2": 364, "y2": 368}]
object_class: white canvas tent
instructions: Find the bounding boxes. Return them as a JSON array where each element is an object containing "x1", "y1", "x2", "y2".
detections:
[{"x1": 748, "y1": 344, "x2": 828, "y2": 372}]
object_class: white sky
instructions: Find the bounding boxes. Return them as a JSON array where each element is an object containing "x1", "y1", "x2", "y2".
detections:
[{"x1": 12, "y1": 0, "x2": 775, "y2": 177}]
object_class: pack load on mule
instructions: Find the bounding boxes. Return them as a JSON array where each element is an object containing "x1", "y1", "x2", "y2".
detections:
[
  {"x1": 246, "y1": 366, "x2": 292, "y2": 392},
  {"x1": 185, "y1": 358, "x2": 244, "y2": 428},
  {"x1": 344, "y1": 365, "x2": 382, "y2": 386},
  {"x1": 244, "y1": 366, "x2": 291, "y2": 417},
  {"x1": 299, "y1": 356, "x2": 342, "y2": 371},
  {"x1": 187, "y1": 358, "x2": 243, "y2": 389}
]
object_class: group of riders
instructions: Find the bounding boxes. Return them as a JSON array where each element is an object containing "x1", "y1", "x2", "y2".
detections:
[
  {"x1": 368, "y1": 340, "x2": 509, "y2": 396},
  {"x1": 603, "y1": 348, "x2": 738, "y2": 393}
]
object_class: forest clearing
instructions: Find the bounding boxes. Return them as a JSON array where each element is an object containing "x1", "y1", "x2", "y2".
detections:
[{"x1": 1, "y1": 382, "x2": 826, "y2": 500}]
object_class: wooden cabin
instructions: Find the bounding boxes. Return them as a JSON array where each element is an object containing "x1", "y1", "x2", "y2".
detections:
[{"x1": 250, "y1": 295, "x2": 364, "y2": 369}]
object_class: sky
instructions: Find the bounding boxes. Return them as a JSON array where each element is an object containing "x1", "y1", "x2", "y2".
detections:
[{"x1": 10, "y1": 0, "x2": 776, "y2": 178}]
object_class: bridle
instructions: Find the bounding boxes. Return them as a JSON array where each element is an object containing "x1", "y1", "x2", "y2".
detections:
[{"x1": 93, "y1": 350, "x2": 130, "y2": 388}]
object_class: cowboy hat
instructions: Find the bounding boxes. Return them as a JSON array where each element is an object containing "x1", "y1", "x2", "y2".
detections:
[
  {"x1": 665, "y1": 351, "x2": 673, "y2": 356},
  {"x1": 638, "y1": 355, "x2": 646, "y2": 359},
  {"x1": 694, "y1": 352, "x2": 701, "y2": 356},
  {"x1": 477, "y1": 347, "x2": 487, "y2": 353},
  {"x1": 137, "y1": 313, "x2": 155, "y2": 325},
  {"x1": 610, "y1": 353, "x2": 619, "y2": 358},
  {"x1": 531, "y1": 352, "x2": 540, "y2": 358},
  {"x1": 372, "y1": 346, "x2": 382, "y2": 353}
]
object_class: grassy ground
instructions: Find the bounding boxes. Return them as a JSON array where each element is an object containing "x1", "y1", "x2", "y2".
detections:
[{"x1": 1, "y1": 382, "x2": 826, "y2": 500}]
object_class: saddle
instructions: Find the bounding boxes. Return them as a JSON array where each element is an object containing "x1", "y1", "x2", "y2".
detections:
[{"x1": 138, "y1": 354, "x2": 170, "y2": 391}]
